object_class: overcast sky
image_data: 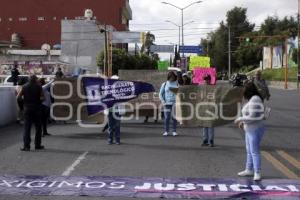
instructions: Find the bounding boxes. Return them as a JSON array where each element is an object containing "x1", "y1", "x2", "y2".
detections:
[{"x1": 129, "y1": 0, "x2": 298, "y2": 47}]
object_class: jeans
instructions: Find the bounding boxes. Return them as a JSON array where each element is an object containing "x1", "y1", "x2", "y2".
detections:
[
  {"x1": 108, "y1": 112, "x2": 121, "y2": 143},
  {"x1": 164, "y1": 104, "x2": 177, "y2": 133},
  {"x1": 245, "y1": 125, "x2": 265, "y2": 173},
  {"x1": 203, "y1": 127, "x2": 214, "y2": 144}
]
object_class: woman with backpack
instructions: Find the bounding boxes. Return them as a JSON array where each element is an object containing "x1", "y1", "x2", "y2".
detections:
[{"x1": 159, "y1": 71, "x2": 178, "y2": 137}]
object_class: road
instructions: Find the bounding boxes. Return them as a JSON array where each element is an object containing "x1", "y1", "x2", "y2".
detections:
[{"x1": 0, "y1": 88, "x2": 299, "y2": 200}]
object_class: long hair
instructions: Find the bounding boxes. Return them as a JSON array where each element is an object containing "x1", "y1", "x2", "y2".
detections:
[
  {"x1": 243, "y1": 82, "x2": 263, "y2": 101},
  {"x1": 167, "y1": 71, "x2": 177, "y2": 81}
]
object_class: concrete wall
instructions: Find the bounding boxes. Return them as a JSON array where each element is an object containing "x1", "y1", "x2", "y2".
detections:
[
  {"x1": 0, "y1": 54, "x2": 60, "y2": 63},
  {"x1": 0, "y1": 87, "x2": 17, "y2": 126}
]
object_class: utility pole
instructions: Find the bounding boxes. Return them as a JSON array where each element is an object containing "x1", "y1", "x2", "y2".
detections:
[
  {"x1": 228, "y1": 26, "x2": 231, "y2": 78},
  {"x1": 181, "y1": 9, "x2": 184, "y2": 57},
  {"x1": 297, "y1": 0, "x2": 300, "y2": 89},
  {"x1": 104, "y1": 25, "x2": 109, "y2": 76},
  {"x1": 285, "y1": 38, "x2": 289, "y2": 90}
]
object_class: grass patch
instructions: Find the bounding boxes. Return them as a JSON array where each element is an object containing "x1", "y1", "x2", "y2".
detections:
[{"x1": 249, "y1": 67, "x2": 298, "y2": 82}]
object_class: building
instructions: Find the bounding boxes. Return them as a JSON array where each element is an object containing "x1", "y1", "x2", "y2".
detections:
[
  {"x1": 0, "y1": 0, "x2": 132, "y2": 49},
  {"x1": 60, "y1": 20, "x2": 114, "y2": 73}
]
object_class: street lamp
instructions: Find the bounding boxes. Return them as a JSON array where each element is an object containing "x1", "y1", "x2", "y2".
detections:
[
  {"x1": 162, "y1": 1, "x2": 202, "y2": 56},
  {"x1": 165, "y1": 20, "x2": 194, "y2": 49}
]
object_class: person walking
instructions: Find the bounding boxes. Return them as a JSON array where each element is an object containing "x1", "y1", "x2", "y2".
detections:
[
  {"x1": 11, "y1": 64, "x2": 20, "y2": 86},
  {"x1": 235, "y1": 82, "x2": 265, "y2": 181},
  {"x1": 201, "y1": 75, "x2": 215, "y2": 147},
  {"x1": 159, "y1": 71, "x2": 178, "y2": 137},
  {"x1": 17, "y1": 75, "x2": 45, "y2": 151},
  {"x1": 39, "y1": 78, "x2": 54, "y2": 137}
]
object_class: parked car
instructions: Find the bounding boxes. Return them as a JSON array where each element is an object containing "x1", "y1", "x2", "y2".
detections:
[
  {"x1": 3, "y1": 75, "x2": 54, "y2": 86},
  {"x1": 3, "y1": 75, "x2": 29, "y2": 86}
]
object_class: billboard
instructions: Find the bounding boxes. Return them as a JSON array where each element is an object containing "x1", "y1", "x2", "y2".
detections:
[{"x1": 189, "y1": 56, "x2": 210, "y2": 70}]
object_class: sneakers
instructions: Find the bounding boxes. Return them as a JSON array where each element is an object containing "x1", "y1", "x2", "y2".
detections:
[
  {"x1": 238, "y1": 170, "x2": 262, "y2": 180},
  {"x1": 163, "y1": 132, "x2": 178, "y2": 136},
  {"x1": 238, "y1": 170, "x2": 254, "y2": 177},
  {"x1": 253, "y1": 173, "x2": 262, "y2": 181}
]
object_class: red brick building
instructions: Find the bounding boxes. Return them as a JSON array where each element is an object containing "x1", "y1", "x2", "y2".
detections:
[{"x1": 0, "y1": 0, "x2": 132, "y2": 49}]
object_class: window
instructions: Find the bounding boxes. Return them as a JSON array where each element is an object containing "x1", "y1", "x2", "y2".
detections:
[
  {"x1": 0, "y1": 18, "x2": 2, "y2": 22},
  {"x1": 19, "y1": 17, "x2": 27, "y2": 21},
  {"x1": 53, "y1": 17, "x2": 57, "y2": 20},
  {"x1": 38, "y1": 17, "x2": 45, "y2": 21},
  {"x1": 8, "y1": 18, "x2": 13, "y2": 21}
]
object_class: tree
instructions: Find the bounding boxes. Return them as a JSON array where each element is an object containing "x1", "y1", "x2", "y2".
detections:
[
  {"x1": 173, "y1": 45, "x2": 180, "y2": 67},
  {"x1": 97, "y1": 48, "x2": 157, "y2": 75},
  {"x1": 203, "y1": 7, "x2": 255, "y2": 72},
  {"x1": 140, "y1": 32, "x2": 155, "y2": 55}
]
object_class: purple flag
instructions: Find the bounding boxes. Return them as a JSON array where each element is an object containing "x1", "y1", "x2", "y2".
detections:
[{"x1": 82, "y1": 77, "x2": 155, "y2": 115}]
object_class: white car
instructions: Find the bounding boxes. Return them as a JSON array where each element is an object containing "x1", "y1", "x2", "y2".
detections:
[
  {"x1": 3, "y1": 75, "x2": 54, "y2": 86},
  {"x1": 3, "y1": 75, "x2": 30, "y2": 86}
]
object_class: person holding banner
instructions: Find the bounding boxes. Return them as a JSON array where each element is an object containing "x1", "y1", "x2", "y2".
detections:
[
  {"x1": 159, "y1": 71, "x2": 178, "y2": 137},
  {"x1": 235, "y1": 82, "x2": 265, "y2": 181},
  {"x1": 107, "y1": 75, "x2": 126, "y2": 145},
  {"x1": 201, "y1": 75, "x2": 215, "y2": 147}
]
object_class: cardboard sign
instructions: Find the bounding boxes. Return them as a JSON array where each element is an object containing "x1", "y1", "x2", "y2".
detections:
[
  {"x1": 176, "y1": 85, "x2": 244, "y2": 127},
  {"x1": 189, "y1": 56, "x2": 210, "y2": 70},
  {"x1": 192, "y1": 68, "x2": 217, "y2": 85}
]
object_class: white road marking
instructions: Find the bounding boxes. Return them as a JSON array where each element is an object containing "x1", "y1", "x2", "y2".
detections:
[{"x1": 62, "y1": 151, "x2": 88, "y2": 176}]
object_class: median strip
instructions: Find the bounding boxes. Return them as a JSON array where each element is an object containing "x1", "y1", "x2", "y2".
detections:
[
  {"x1": 277, "y1": 150, "x2": 300, "y2": 170},
  {"x1": 262, "y1": 151, "x2": 299, "y2": 179}
]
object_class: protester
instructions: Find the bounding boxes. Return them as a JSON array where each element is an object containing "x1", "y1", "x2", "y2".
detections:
[
  {"x1": 235, "y1": 82, "x2": 265, "y2": 181},
  {"x1": 107, "y1": 75, "x2": 125, "y2": 145},
  {"x1": 182, "y1": 73, "x2": 192, "y2": 85},
  {"x1": 11, "y1": 64, "x2": 20, "y2": 86},
  {"x1": 16, "y1": 77, "x2": 29, "y2": 124},
  {"x1": 55, "y1": 67, "x2": 64, "y2": 78},
  {"x1": 39, "y1": 78, "x2": 54, "y2": 137},
  {"x1": 253, "y1": 70, "x2": 270, "y2": 101},
  {"x1": 17, "y1": 75, "x2": 45, "y2": 151},
  {"x1": 159, "y1": 71, "x2": 178, "y2": 137},
  {"x1": 201, "y1": 75, "x2": 215, "y2": 147}
]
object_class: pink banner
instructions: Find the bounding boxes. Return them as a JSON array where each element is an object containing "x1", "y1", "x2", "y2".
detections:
[{"x1": 192, "y1": 68, "x2": 217, "y2": 85}]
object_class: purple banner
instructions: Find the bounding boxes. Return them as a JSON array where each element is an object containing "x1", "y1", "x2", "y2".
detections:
[
  {"x1": 82, "y1": 77, "x2": 155, "y2": 115},
  {"x1": 0, "y1": 175, "x2": 299, "y2": 199}
]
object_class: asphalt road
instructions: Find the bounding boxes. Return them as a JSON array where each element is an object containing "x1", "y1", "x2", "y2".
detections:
[{"x1": 0, "y1": 88, "x2": 299, "y2": 200}]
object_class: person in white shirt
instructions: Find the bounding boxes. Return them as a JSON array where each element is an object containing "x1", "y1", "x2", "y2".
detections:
[
  {"x1": 39, "y1": 78, "x2": 54, "y2": 137},
  {"x1": 235, "y1": 82, "x2": 265, "y2": 181}
]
